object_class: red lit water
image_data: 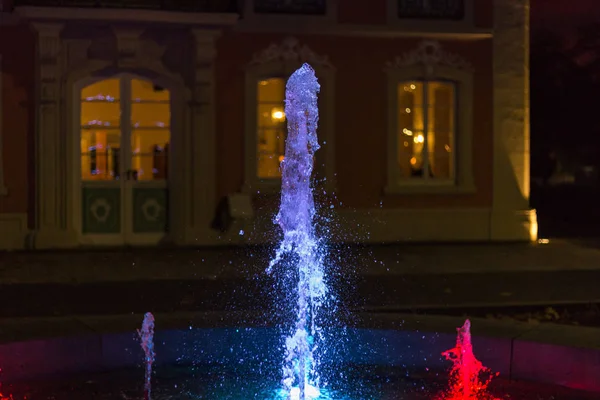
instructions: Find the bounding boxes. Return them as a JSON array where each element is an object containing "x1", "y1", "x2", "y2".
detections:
[
  {"x1": 438, "y1": 319, "x2": 499, "y2": 400},
  {"x1": 0, "y1": 369, "x2": 13, "y2": 399}
]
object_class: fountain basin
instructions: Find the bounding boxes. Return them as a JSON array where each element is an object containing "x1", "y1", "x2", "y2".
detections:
[{"x1": 0, "y1": 312, "x2": 598, "y2": 398}]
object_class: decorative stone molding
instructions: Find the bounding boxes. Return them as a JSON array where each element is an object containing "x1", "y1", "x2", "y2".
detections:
[
  {"x1": 33, "y1": 23, "x2": 64, "y2": 104},
  {"x1": 191, "y1": 29, "x2": 220, "y2": 106},
  {"x1": 249, "y1": 37, "x2": 334, "y2": 69},
  {"x1": 112, "y1": 27, "x2": 144, "y2": 61},
  {"x1": 63, "y1": 39, "x2": 91, "y2": 71},
  {"x1": 192, "y1": 29, "x2": 219, "y2": 67},
  {"x1": 386, "y1": 40, "x2": 472, "y2": 76},
  {"x1": 34, "y1": 23, "x2": 63, "y2": 60}
]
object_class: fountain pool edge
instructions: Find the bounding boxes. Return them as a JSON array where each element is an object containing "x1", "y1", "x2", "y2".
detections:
[{"x1": 0, "y1": 311, "x2": 598, "y2": 392}]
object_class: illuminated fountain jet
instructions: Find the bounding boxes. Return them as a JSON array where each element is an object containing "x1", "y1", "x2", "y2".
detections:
[{"x1": 267, "y1": 63, "x2": 327, "y2": 400}]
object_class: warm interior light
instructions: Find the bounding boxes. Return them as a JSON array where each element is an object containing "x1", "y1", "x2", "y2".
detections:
[
  {"x1": 272, "y1": 109, "x2": 285, "y2": 121},
  {"x1": 414, "y1": 134, "x2": 424, "y2": 144},
  {"x1": 403, "y1": 128, "x2": 413, "y2": 136},
  {"x1": 529, "y1": 212, "x2": 539, "y2": 242}
]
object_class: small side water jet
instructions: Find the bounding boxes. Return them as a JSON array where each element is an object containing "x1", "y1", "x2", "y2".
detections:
[
  {"x1": 439, "y1": 319, "x2": 499, "y2": 400},
  {"x1": 137, "y1": 312, "x2": 156, "y2": 400},
  {"x1": 266, "y1": 63, "x2": 327, "y2": 400}
]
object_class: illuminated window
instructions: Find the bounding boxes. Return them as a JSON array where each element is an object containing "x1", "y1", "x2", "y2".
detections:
[
  {"x1": 256, "y1": 77, "x2": 286, "y2": 179},
  {"x1": 79, "y1": 77, "x2": 170, "y2": 182},
  {"x1": 396, "y1": 80, "x2": 455, "y2": 181},
  {"x1": 80, "y1": 79, "x2": 122, "y2": 181}
]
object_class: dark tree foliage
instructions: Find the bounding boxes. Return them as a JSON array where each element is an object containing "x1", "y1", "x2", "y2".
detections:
[{"x1": 530, "y1": 27, "x2": 600, "y2": 180}]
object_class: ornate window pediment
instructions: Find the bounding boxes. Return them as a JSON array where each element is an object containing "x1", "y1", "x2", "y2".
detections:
[
  {"x1": 249, "y1": 37, "x2": 333, "y2": 69},
  {"x1": 386, "y1": 40, "x2": 472, "y2": 76}
]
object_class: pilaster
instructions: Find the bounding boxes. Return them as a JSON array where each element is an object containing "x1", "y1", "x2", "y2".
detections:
[
  {"x1": 491, "y1": 0, "x2": 536, "y2": 241},
  {"x1": 32, "y1": 22, "x2": 78, "y2": 248},
  {"x1": 180, "y1": 29, "x2": 220, "y2": 244}
]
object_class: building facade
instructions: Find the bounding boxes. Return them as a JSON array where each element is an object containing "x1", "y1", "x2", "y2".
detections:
[{"x1": 0, "y1": 0, "x2": 535, "y2": 249}]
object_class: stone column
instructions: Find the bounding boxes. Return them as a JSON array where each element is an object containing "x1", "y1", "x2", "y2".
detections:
[
  {"x1": 491, "y1": 0, "x2": 536, "y2": 241},
  {"x1": 32, "y1": 23, "x2": 78, "y2": 249},
  {"x1": 180, "y1": 29, "x2": 220, "y2": 245}
]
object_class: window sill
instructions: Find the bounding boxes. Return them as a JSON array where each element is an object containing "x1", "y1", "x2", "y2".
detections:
[{"x1": 384, "y1": 182, "x2": 476, "y2": 195}]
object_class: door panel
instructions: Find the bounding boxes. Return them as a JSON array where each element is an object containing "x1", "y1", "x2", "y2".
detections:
[
  {"x1": 132, "y1": 187, "x2": 168, "y2": 233},
  {"x1": 81, "y1": 187, "x2": 121, "y2": 234}
]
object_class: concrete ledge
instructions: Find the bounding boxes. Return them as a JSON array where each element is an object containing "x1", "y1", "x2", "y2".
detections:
[{"x1": 0, "y1": 312, "x2": 598, "y2": 393}]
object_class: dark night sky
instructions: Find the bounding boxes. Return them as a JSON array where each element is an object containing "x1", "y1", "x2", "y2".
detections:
[{"x1": 532, "y1": 0, "x2": 600, "y2": 31}]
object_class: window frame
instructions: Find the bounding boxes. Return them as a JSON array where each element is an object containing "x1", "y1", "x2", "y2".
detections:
[
  {"x1": 385, "y1": 64, "x2": 475, "y2": 194},
  {"x1": 386, "y1": 0, "x2": 475, "y2": 32},
  {"x1": 241, "y1": 0, "x2": 337, "y2": 27},
  {"x1": 244, "y1": 57, "x2": 335, "y2": 194},
  {"x1": 0, "y1": 54, "x2": 7, "y2": 196},
  {"x1": 395, "y1": 78, "x2": 458, "y2": 185}
]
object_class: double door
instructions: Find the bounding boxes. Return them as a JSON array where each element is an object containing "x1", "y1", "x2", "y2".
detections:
[{"x1": 77, "y1": 74, "x2": 170, "y2": 245}]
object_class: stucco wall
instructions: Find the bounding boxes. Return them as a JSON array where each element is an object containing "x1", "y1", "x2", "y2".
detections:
[{"x1": 0, "y1": 24, "x2": 35, "y2": 217}]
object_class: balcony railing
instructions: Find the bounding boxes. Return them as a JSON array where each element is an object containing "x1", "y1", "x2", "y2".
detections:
[
  {"x1": 398, "y1": 0, "x2": 464, "y2": 20},
  {"x1": 253, "y1": 0, "x2": 326, "y2": 16},
  {"x1": 12, "y1": 0, "x2": 238, "y2": 13}
]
